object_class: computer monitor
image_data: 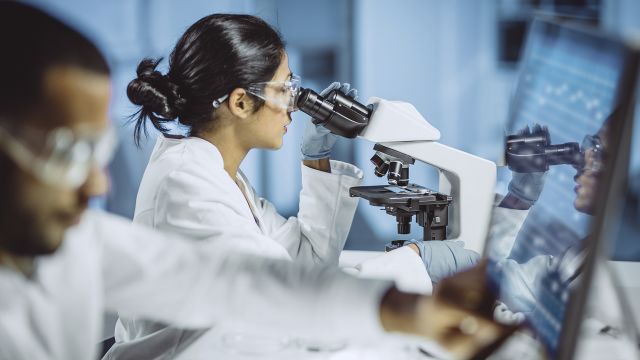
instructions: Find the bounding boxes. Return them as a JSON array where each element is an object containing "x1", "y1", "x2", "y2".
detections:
[
  {"x1": 610, "y1": 109, "x2": 640, "y2": 262},
  {"x1": 604, "y1": 57, "x2": 640, "y2": 341},
  {"x1": 484, "y1": 18, "x2": 639, "y2": 359}
]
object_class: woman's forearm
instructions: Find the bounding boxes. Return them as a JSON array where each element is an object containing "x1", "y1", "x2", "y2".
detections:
[{"x1": 302, "y1": 158, "x2": 331, "y2": 173}]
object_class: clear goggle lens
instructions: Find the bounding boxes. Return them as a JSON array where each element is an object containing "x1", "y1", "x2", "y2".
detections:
[
  {"x1": 0, "y1": 123, "x2": 117, "y2": 189},
  {"x1": 247, "y1": 74, "x2": 301, "y2": 112},
  {"x1": 580, "y1": 134, "x2": 604, "y2": 172}
]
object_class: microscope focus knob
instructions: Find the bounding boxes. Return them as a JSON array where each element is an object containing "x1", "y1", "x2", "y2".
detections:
[{"x1": 397, "y1": 222, "x2": 411, "y2": 234}]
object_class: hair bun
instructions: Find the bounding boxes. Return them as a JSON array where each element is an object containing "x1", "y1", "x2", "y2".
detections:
[{"x1": 127, "y1": 58, "x2": 184, "y2": 120}]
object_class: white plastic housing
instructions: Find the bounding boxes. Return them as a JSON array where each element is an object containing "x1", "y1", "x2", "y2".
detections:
[
  {"x1": 358, "y1": 97, "x2": 441, "y2": 143},
  {"x1": 357, "y1": 97, "x2": 496, "y2": 253}
]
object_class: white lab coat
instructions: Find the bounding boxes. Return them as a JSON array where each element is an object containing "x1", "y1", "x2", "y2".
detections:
[
  {"x1": 134, "y1": 135, "x2": 363, "y2": 264},
  {"x1": 107, "y1": 135, "x2": 374, "y2": 359},
  {"x1": 485, "y1": 200, "x2": 530, "y2": 261},
  {"x1": 0, "y1": 211, "x2": 391, "y2": 360},
  {"x1": 106, "y1": 136, "x2": 433, "y2": 359}
]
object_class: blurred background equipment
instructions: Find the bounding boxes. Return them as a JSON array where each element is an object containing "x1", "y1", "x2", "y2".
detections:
[{"x1": 497, "y1": 0, "x2": 601, "y2": 66}]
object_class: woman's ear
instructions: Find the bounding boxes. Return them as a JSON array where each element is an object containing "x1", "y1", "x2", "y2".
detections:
[{"x1": 228, "y1": 88, "x2": 254, "y2": 119}]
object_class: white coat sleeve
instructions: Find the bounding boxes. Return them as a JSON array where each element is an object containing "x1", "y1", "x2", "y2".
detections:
[
  {"x1": 485, "y1": 195, "x2": 530, "y2": 261},
  {"x1": 93, "y1": 211, "x2": 393, "y2": 339},
  {"x1": 352, "y1": 247, "x2": 433, "y2": 295},
  {"x1": 250, "y1": 160, "x2": 363, "y2": 265}
]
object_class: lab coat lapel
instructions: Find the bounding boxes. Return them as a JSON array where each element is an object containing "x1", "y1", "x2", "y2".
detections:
[
  {"x1": 188, "y1": 137, "x2": 263, "y2": 233},
  {"x1": 234, "y1": 174, "x2": 265, "y2": 233}
]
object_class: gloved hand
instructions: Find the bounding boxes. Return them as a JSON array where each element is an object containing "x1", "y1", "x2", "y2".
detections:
[
  {"x1": 506, "y1": 124, "x2": 548, "y2": 207},
  {"x1": 404, "y1": 239, "x2": 481, "y2": 283},
  {"x1": 496, "y1": 255, "x2": 553, "y2": 313},
  {"x1": 493, "y1": 302, "x2": 525, "y2": 325},
  {"x1": 300, "y1": 82, "x2": 358, "y2": 160},
  {"x1": 507, "y1": 171, "x2": 547, "y2": 207}
]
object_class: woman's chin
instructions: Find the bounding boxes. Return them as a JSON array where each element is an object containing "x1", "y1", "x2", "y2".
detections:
[
  {"x1": 574, "y1": 198, "x2": 594, "y2": 215},
  {"x1": 254, "y1": 137, "x2": 283, "y2": 150},
  {"x1": 266, "y1": 140, "x2": 283, "y2": 150}
]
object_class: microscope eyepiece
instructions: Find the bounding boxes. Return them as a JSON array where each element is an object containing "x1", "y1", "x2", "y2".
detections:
[
  {"x1": 296, "y1": 89, "x2": 334, "y2": 124},
  {"x1": 506, "y1": 125, "x2": 582, "y2": 172},
  {"x1": 296, "y1": 87, "x2": 372, "y2": 138},
  {"x1": 545, "y1": 142, "x2": 582, "y2": 166}
]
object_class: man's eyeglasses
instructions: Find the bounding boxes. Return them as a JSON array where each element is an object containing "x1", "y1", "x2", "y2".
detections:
[{"x1": 0, "y1": 121, "x2": 117, "y2": 189}]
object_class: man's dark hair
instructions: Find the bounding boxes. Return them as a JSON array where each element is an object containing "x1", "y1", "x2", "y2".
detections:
[{"x1": 0, "y1": 1, "x2": 110, "y2": 118}]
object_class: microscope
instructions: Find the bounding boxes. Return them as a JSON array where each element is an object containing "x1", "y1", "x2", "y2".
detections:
[
  {"x1": 297, "y1": 88, "x2": 496, "y2": 253},
  {"x1": 504, "y1": 124, "x2": 582, "y2": 173},
  {"x1": 296, "y1": 88, "x2": 588, "y2": 253}
]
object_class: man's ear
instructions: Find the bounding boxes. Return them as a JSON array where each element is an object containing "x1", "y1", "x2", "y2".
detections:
[{"x1": 228, "y1": 88, "x2": 254, "y2": 119}]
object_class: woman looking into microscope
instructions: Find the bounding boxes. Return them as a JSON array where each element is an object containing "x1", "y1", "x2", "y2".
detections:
[{"x1": 105, "y1": 13, "x2": 479, "y2": 359}]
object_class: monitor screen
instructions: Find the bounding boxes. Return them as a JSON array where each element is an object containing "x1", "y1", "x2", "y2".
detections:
[
  {"x1": 610, "y1": 110, "x2": 640, "y2": 261},
  {"x1": 484, "y1": 18, "x2": 637, "y2": 357}
]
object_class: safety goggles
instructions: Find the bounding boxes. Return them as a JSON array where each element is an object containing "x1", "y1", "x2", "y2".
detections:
[
  {"x1": 580, "y1": 134, "x2": 604, "y2": 172},
  {"x1": 0, "y1": 121, "x2": 117, "y2": 189},
  {"x1": 246, "y1": 74, "x2": 301, "y2": 112}
]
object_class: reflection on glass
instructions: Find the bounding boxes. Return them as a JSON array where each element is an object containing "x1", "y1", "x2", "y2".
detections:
[{"x1": 484, "y1": 19, "x2": 632, "y2": 356}]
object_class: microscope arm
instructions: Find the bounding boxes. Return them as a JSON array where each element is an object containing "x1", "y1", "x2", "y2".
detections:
[
  {"x1": 296, "y1": 91, "x2": 497, "y2": 253},
  {"x1": 379, "y1": 141, "x2": 497, "y2": 253}
]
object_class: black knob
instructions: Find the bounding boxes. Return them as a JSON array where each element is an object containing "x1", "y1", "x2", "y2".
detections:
[
  {"x1": 396, "y1": 214, "x2": 412, "y2": 234},
  {"x1": 397, "y1": 222, "x2": 411, "y2": 234}
]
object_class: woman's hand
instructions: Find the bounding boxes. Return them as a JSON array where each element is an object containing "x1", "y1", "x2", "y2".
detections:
[
  {"x1": 501, "y1": 124, "x2": 548, "y2": 210},
  {"x1": 401, "y1": 239, "x2": 481, "y2": 283},
  {"x1": 379, "y1": 261, "x2": 517, "y2": 359},
  {"x1": 302, "y1": 158, "x2": 332, "y2": 172},
  {"x1": 500, "y1": 171, "x2": 547, "y2": 210},
  {"x1": 300, "y1": 82, "x2": 358, "y2": 172}
]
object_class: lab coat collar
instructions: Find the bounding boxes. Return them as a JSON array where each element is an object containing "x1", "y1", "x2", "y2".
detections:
[
  {"x1": 158, "y1": 134, "x2": 258, "y2": 229},
  {"x1": 0, "y1": 250, "x2": 46, "y2": 283},
  {"x1": 0, "y1": 257, "x2": 50, "y2": 299},
  {"x1": 159, "y1": 134, "x2": 225, "y2": 166},
  {"x1": 0, "y1": 217, "x2": 89, "y2": 294}
]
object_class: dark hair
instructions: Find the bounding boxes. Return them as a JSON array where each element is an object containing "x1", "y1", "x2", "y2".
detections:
[
  {"x1": 0, "y1": 2, "x2": 110, "y2": 119},
  {"x1": 128, "y1": 14, "x2": 285, "y2": 145}
]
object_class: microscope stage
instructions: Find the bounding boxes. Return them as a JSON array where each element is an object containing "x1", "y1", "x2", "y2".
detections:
[{"x1": 349, "y1": 184, "x2": 451, "y2": 208}]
